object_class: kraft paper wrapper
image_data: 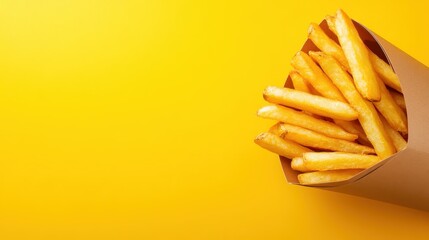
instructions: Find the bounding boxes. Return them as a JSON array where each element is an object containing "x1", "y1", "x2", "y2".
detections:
[{"x1": 280, "y1": 20, "x2": 429, "y2": 211}]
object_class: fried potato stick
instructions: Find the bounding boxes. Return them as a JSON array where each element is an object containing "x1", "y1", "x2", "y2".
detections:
[
  {"x1": 302, "y1": 152, "x2": 381, "y2": 171},
  {"x1": 271, "y1": 123, "x2": 375, "y2": 154},
  {"x1": 335, "y1": 9, "x2": 380, "y2": 101},
  {"x1": 263, "y1": 86, "x2": 358, "y2": 120},
  {"x1": 254, "y1": 132, "x2": 311, "y2": 159},
  {"x1": 390, "y1": 90, "x2": 406, "y2": 111},
  {"x1": 291, "y1": 51, "x2": 346, "y2": 102},
  {"x1": 373, "y1": 77, "x2": 408, "y2": 134},
  {"x1": 289, "y1": 70, "x2": 314, "y2": 94},
  {"x1": 291, "y1": 157, "x2": 311, "y2": 172},
  {"x1": 327, "y1": 14, "x2": 402, "y2": 93},
  {"x1": 258, "y1": 105, "x2": 358, "y2": 141},
  {"x1": 310, "y1": 51, "x2": 395, "y2": 159},
  {"x1": 308, "y1": 22, "x2": 350, "y2": 72},
  {"x1": 333, "y1": 120, "x2": 372, "y2": 146},
  {"x1": 379, "y1": 114, "x2": 407, "y2": 151},
  {"x1": 298, "y1": 169, "x2": 362, "y2": 185}
]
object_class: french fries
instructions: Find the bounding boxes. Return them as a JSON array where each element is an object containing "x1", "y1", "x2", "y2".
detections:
[
  {"x1": 309, "y1": 51, "x2": 396, "y2": 159},
  {"x1": 271, "y1": 122, "x2": 375, "y2": 154},
  {"x1": 258, "y1": 105, "x2": 357, "y2": 141},
  {"x1": 289, "y1": 70, "x2": 315, "y2": 94},
  {"x1": 379, "y1": 114, "x2": 407, "y2": 152},
  {"x1": 372, "y1": 77, "x2": 408, "y2": 134},
  {"x1": 297, "y1": 169, "x2": 363, "y2": 185},
  {"x1": 301, "y1": 152, "x2": 381, "y2": 171},
  {"x1": 333, "y1": 120, "x2": 372, "y2": 146},
  {"x1": 263, "y1": 86, "x2": 358, "y2": 120},
  {"x1": 291, "y1": 157, "x2": 310, "y2": 172},
  {"x1": 390, "y1": 90, "x2": 406, "y2": 110},
  {"x1": 326, "y1": 14, "x2": 403, "y2": 93},
  {"x1": 255, "y1": 9, "x2": 408, "y2": 185},
  {"x1": 325, "y1": 15, "x2": 337, "y2": 35},
  {"x1": 254, "y1": 132, "x2": 312, "y2": 159},
  {"x1": 368, "y1": 50, "x2": 403, "y2": 92},
  {"x1": 291, "y1": 51, "x2": 346, "y2": 102},
  {"x1": 335, "y1": 9, "x2": 380, "y2": 101},
  {"x1": 308, "y1": 22, "x2": 350, "y2": 72}
]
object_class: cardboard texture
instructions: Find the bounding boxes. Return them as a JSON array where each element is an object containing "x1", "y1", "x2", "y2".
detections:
[{"x1": 281, "y1": 20, "x2": 429, "y2": 211}]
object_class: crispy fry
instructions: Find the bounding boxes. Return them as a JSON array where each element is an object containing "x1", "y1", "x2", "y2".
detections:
[
  {"x1": 327, "y1": 14, "x2": 403, "y2": 93},
  {"x1": 291, "y1": 51, "x2": 346, "y2": 102},
  {"x1": 379, "y1": 114, "x2": 407, "y2": 151},
  {"x1": 303, "y1": 152, "x2": 381, "y2": 171},
  {"x1": 263, "y1": 86, "x2": 358, "y2": 120},
  {"x1": 368, "y1": 52, "x2": 402, "y2": 92},
  {"x1": 289, "y1": 70, "x2": 314, "y2": 94},
  {"x1": 289, "y1": 70, "x2": 321, "y2": 118},
  {"x1": 254, "y1": 132, "x2": 311, "y2": 159},
  {"x1": 291, "y1": 157, "x2": 311, "y2": 172},
  {"x1": 309, "y1": 51, "x2": 395, "y2": 159},
  {"x1": 308, "y1": 22, "x2": 350, "y2": 72},
  {"x1": 333, "y1": 120, "x2": 372, "y2": 146},
  {"x1": 298, "y1": 169, "x2": 362, "y2": 185},
  {"x1": 390, "y1": 89, "x2": 407, "y2": 111},
  {"x1": 268, "y1": 121, "x2": 283, "y2": 136},
  {"x1": 272, "y1": 122, "x2": 375, "y2": 154},
  {"x1": 325, "y1": 15, "x2": 337, "y2": 35},
  {"x1": 373, "y1": 77, "x2": 408, "y2": 134},
  {"x1": 258, "y1": 105, "x2": 358, "y2": 141},
  {"x1": 335, "y1": 9, "x2": 380, "y2": 101}
]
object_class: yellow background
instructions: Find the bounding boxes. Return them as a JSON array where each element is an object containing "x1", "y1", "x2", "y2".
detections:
[{"x1": 1, "y1": 1, "x2": 428, "y2": 239}]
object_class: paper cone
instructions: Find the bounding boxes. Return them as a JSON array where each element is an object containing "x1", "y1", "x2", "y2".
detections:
[{"x1": 280, "y1": 20, "x2": 429, "y2": 211}]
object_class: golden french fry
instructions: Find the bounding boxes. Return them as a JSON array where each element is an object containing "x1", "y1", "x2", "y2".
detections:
[
  {"x1": 327, "y1": 14, "x2": 403, "y2": 93},
  {"x1": 368, "y1": 52, "x2": 402, "y2": 93},
  {"x1": 373, "y1": 77, "x2": 408, "y2": 134},
  {"x1": 390, "y1": 89, "x2": 406, "y2": 111},
  {"x1": 303, "y1": 152, "x2": 381, "y2": 171},
  {"x1": 309, "y1": 51, "x2": 395, "y2": 159},
  {"x1": 335, "y1": 9, "x2": 380, "y2": 101},
  {"x1": 272, "y1": 123, "x2": 375, "y2": 154},
  {"x1": 291, "y1": 157, "x2": 311, "y2": 172},
  {"x1": 298, "y1": 169, "x2": 362, "y2": 185},
  {"x1": 289, "y1": 70, "x2": 321, "y2": 118},
  {"x1": 379, "y1": 114, "x2": 407, "y2": 151},
  {"x1": 268, "y1": 121, "x2": 283, "y2": 136},
  {"x1": 263, "y1": 86, "x2": 358, "y2": 121},
  {"x1": 325, "y1": 15, "x2": 337, "y2": 35},
  {"x1": 333, "y1": 120, "x2": 372, "y2": 147},
  {"x1": 258, "y1": 105, "x2": 358, "y2": 141},
  {"x1": 289, "y1": 70, "x2": 315, "y2": 94},
  {"x1": 291, "y1": 51, "x2": 346, "y2": 102},
  {"x1": 308, "y1": 22, "x2": 350, "y2": 72},
  {"x1": 254, "y1": 132, "x2": 312, "y2": 159}
]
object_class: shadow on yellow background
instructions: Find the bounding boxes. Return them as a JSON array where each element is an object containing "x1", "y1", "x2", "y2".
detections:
[{"x1": 0, "y1": 1, "x2": 428, "y2": 239}]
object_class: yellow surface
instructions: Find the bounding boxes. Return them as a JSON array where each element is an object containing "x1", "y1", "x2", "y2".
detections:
[{"x1": 0, "y1": 1, "x2": 428, "y2": 239}]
